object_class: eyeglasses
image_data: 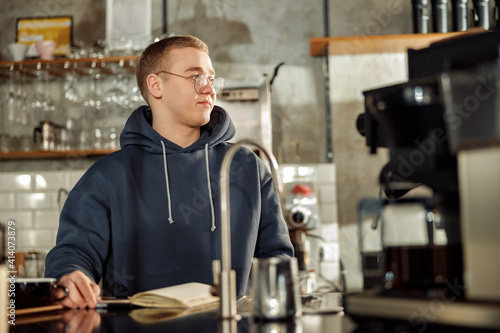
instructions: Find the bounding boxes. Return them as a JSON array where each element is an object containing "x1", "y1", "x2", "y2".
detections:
[{"x1": 156, "y1": 71, "x2": 225, "y2": 94}]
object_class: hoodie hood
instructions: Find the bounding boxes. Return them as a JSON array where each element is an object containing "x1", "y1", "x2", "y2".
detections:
[
  {"x1": 120, "y1": 105, "x2": 236, "y2": 153},
  {"x1": 119, "y1": 104, "x2": 235, "y2": 231}
]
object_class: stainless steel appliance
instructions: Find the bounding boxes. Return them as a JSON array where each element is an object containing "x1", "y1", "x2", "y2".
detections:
[
  {"x1": 280, "y1": 165, "x2": 321, "y2": 273},
  {"x1": 251, "y1": 257, "x2": 302, "y2": 320},
  {"x1": 348, "y1": 30, "x2": 500, "y2": 330},
  {"x1": 215, "y1": 76, "x2": 272, "y2": 152}
]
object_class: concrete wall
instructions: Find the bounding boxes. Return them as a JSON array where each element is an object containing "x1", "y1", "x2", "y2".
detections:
[{"x1": 0, "y1": 0, "x2": 416, "y2": 166}]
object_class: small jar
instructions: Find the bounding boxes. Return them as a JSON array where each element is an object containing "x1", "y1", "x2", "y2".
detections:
[{"x1": 24, "y1": 251, "x2": 40, "y2": 278}]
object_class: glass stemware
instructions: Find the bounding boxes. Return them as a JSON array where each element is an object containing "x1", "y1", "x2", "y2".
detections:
[
  {"x1": 81, "y1": 61, "x2": 111, "y2": 149},
  {"x1": 15, "y1": 68, "x2": 31, "y2": 128},
  {"x1": 2, "y1": 65, "x2": 33, "y2": 139},
  {"x1": 28, "y1": 63, "x2": 57, "y2": 122},
  {"x1": 63, "y1": 61, "x2": 84, "y2": 108},
  {"x1": 60, "y1": 61, "x2": 85, "y2": 151},
  {"x1": 89, "y1": 39, "x2": 108, "y2": 59},
  {"x1": 81, "y1": 61, "x2": 108, "y2": 120},
  {"x1": 101, "y1": 59, "x2": 129, "y2": 116},
  {"x1": 3, "y1": 65, "x2": 17, "y2": 133},
  {"x1": 67, "y1": 40, "x2": 87, "y2": 59}
]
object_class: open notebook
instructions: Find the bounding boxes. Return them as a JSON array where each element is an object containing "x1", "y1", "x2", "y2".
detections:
[{"x1": 97, "y1": 282, "x2": 219, "y2": 310}]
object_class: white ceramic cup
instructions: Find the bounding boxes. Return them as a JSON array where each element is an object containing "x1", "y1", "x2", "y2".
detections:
[
  {"x1": 7, "y1": 43, "x2": 29, "y2": 61},
  {"x1": 35, "y1": 40, "x2": 57, "y2": 60}
]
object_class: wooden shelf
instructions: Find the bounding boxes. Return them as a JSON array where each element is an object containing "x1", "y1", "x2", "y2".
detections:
[
  {"x1": 0, "y1": 149, "x2": 118, "y2": 160},
  {"x1": 0, "y1": 56, "x2": 131, "y2": 161},
  {"x1": 0, "y1": 55, "x2": 139, "y2": 78},
  {"x1": 0, "y1": 55, "x2": 139, "y2": 67},
  {"x1": 309, "y1": 30, "x2": 487, "y2": 56}
]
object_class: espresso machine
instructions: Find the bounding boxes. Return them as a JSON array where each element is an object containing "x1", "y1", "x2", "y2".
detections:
[
  {"x1": 280, "y1": 165, "x2": 320, "y2": 273},
  {"x1": 345, "y1": 30, "x2": 500, "y2": 330}
]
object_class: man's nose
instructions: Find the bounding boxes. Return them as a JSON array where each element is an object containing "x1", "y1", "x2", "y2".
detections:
[{"x1": 201, "y1": 81, "x2": 216, "y2": 94}]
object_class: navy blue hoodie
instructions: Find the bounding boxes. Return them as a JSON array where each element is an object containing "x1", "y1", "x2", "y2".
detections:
[{"x1": 45, "y1": 105, "x2": 293, "y2": 297}]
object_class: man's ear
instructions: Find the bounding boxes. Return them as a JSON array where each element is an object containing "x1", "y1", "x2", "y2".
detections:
[{"x1": 146, "y1": 74, "x2": 163, "y2": 99}]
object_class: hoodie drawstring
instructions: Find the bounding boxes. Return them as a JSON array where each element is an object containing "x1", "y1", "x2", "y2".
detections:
[
  {"x1": 160, "y1": 141, "x2": 216, "y2": 232},
  {"x1": 161, "y1": 141, "x2": 174, "y2": 224},
  {"x1": 205, "y1": 143, "x2": 216, "y2": 232}
]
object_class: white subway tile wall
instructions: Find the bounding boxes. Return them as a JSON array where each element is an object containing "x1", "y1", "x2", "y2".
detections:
[
  {"x1": 0, "y1": 193, "x2": 15, "y2": 210},
  {"x1": 0, "y1": 170, "x2": 83, "y2": 253},
  {"x1": 306, "y1": 164, "x2": 340, "y2": 287},
  {"x1": 316, "y1": 163, "x2": 339, "y2": 227},
  {"x1": 0, "y1": 164, "x2": 338, "y2": 257}
]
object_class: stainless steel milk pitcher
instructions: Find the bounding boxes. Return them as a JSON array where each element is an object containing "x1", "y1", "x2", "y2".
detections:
[{"x1": 251, "y1": 257, "x2": 302, "y2": 320}]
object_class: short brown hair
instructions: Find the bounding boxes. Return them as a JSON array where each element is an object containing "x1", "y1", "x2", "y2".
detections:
[{"x1": 136, "y1": 35, "x2": 209, "y2": 104}]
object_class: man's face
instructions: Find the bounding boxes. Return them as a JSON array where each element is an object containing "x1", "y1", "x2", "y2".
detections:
[{"x1": 159, "y1": 47, "x2": 217, "y2": 130}]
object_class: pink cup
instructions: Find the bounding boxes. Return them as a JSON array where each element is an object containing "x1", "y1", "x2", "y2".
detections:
[{"x1": 35, "y1": 40, "x2": 57, "y2": 60}]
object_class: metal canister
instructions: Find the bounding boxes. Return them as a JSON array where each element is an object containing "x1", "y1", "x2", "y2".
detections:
[
  {"x1": 432, "y1": 0, "x2": 450, "y2": 32},
  {"x1": 412, "y1": 0, "x2": 431, "y2": 33},
  {"x1": 24, "y1": 251, "x2": 39, "y2": 278},
  {"x1": 452, "y1": 0, "x2": 470, "y2": 31},
  {"x1": 473, "y1": 0, "x2": 490, "y2": 29}
]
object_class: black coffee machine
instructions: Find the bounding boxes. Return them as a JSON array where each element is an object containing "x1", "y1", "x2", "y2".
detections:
[{"x1": 346, "y1": 30, "x2": 500, "y2": 330}]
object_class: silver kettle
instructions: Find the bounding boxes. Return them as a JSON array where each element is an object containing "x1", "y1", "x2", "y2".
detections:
[{"x1": 33, "y1": 120, "x2": 63, "y2": 151}]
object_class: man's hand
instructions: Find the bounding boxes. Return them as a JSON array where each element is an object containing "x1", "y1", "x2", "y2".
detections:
[{"x1": 55, "y1": 270, "x2": 101, "y2": 309}]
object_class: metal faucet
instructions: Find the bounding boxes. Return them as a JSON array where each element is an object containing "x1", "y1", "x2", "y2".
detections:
[{"x1": 213, "y1": 138, "x2": 284, "y2": 319}]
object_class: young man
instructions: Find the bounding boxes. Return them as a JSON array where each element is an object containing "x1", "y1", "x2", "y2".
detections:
[{"x1": 45, "y1": 35, "x2": 293, "y2": 309}]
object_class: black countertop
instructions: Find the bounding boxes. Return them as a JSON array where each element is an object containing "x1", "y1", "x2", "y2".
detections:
[
  {"x1": 8, "y1": 292, "x2": 500, "y2": 333},
  {"x1": 9, "y1": 307, "x2": 347, "y2": 333}
]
